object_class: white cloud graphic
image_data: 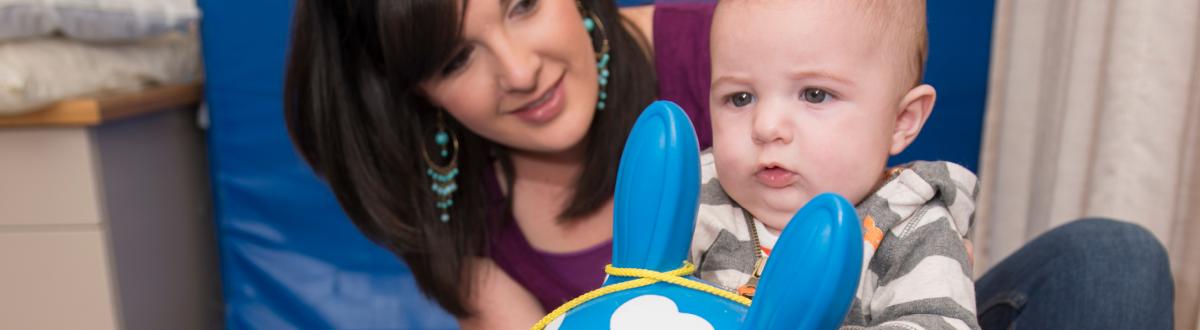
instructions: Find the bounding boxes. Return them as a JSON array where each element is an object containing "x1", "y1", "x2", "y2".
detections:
[
  {"x1": 544, "y1": 314, "x2": 564, "y2": 330},
  {"x1": 610, "y1": 295, "x2": 714, "y2": 330}
]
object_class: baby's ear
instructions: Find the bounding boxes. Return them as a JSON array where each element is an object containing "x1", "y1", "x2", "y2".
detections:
[{"x1": 890, "y1": 84, "x2": 937, "y2": 155}]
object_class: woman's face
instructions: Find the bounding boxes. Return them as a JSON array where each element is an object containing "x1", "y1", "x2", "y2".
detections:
[{"x1": 420, "y1": 0, "x2": 600, "y2": 154}]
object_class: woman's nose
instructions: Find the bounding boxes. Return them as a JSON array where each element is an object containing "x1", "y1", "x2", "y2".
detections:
[{"x1": 493, "y1": 37, "x2": 541, "y2": 94}]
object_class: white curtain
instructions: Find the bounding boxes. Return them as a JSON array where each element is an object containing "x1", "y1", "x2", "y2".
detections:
[{"x1": 976, "y1": 0, "x2": 1200, "y2": 328}]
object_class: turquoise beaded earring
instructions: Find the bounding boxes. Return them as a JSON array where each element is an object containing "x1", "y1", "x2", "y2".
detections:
[
  {"x1": 424, "y1": 111, "x2": 459, "y2": 223},
  {"x1": 580, "y1": 3, "x2": 610, "y2": 111}
]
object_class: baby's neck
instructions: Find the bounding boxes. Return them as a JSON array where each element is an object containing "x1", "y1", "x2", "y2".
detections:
[
  {"x1": 760, "y1": 222, "x2": 783, "y2": 235},
  {"x1": 746, "y1": 210, "x2": 786, "y2": 235}
]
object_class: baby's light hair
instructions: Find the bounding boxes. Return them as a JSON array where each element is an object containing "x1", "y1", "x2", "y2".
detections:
[
  {"x1": 713, "y1": 0, "x2": 929, "y2": 91},
  {"x1": 852, "y1": 0, "x2": 928, "y2": 89}
]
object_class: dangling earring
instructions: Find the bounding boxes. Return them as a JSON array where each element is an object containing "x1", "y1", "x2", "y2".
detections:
[
  {"x1": 580, "y1": 3, "x2": 610, "y2": 111},
  {"x1": 424, "y1": 111, "x2": 459, "y2": 223}
]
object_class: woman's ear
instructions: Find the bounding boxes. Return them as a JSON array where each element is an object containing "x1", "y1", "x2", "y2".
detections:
[{"x1": 889, "y1": 84, "x2": 937, "y2": 156}]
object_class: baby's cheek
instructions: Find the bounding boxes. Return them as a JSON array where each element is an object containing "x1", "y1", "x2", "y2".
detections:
[
  {"x1": 712, "y1": 152, "x2": 746, "y2": 180},
  {"x1": 713, "y1": 154, "x2": 757, "y2": 204},
  {"x1": 814, "y1": 159, "x2": 873, "y2": 204},
  {"x1": 711, "y1": 132, "x2": 754, "y2": 172},
  {"x1": 709, "y1": 114, "x2": 739, "y2": 142}
]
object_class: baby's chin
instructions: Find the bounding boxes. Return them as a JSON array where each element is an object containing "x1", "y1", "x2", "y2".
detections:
[
  {"x1": 750, "y1": 193, "x2": 814, "y2": 225},
  {"x1": 763, "y1": 189, "x2": 812, "y2": 207}
]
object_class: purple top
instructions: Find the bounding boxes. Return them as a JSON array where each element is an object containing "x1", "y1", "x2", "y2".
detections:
[
  {"x1": 654, "y1": 3, "x2": 715, "y2": 150},
  {"x1": 487, "y1": 3, "x2": 716, "y2": 312}
]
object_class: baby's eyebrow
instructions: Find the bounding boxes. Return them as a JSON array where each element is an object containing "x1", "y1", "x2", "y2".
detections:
[
  {"x1": 710, "y1": 75, "x2": 752, "y2": 90},
  {"x1": 787, "y1": 70, "x2": 856, "y2": 88}
]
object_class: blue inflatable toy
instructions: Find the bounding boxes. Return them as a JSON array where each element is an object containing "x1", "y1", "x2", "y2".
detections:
[{"x1": 533, "y1": 101, "x2": 865, "y2": 330}]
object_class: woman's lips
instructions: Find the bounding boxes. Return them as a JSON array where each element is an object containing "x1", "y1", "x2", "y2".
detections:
[
  {"x1": 511, "y1": 77, "x2": 565, "y2": 125},
  {"x1": 756, "y1": 166, "x2": 797, "y2": 188}
]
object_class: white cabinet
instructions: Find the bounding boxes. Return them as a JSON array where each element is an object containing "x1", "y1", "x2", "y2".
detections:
[{"x1": 0, "y1": 84, "x2": 221, "y2": 329}]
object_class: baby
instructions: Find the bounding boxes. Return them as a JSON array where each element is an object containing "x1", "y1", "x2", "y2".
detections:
[{"x1": 690, "y1": 0, "x2": 980, "y2": 328}]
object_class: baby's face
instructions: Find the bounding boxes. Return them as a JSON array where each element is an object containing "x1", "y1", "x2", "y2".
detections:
[{"x1": 709, "y1": 0, "x2": 908, "y2": 230}]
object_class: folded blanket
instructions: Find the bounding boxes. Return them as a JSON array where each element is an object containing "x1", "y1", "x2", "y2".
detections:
[
  {"x1": 0, "y1": 0, "x2": 199, "y2": 42},
  {"x1": 0, "y1": 33, "x2": 200, "y2": 115}
]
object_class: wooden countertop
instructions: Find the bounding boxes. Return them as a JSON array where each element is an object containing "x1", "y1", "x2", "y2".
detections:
[{"x1": 0, "y1": 83, "x2": 203, "y2": 127}]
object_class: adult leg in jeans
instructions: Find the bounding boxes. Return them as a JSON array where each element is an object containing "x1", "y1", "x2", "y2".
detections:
[{"x1": 975, "y1": 218, "x2": 1173, "y2": 329}]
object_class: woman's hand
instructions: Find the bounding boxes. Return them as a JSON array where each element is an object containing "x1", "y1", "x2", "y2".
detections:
[{"x1": 458, "y1": 258, "x2": 545, "y2": 330}]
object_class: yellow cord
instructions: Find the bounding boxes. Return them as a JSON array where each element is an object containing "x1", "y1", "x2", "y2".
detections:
[{"x1": 530, "y1": 262, "x2": 751, "y2": 330}]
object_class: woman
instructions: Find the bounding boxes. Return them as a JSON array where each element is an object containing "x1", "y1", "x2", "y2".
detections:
[
  {"x1": 285, "y1": 0, "x2": 678, "y2": 327},
  {"x1": 283, "y1": 0, "x2": 1172, "y2": 328}
]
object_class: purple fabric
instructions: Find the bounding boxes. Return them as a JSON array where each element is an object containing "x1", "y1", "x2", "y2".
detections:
[
  {"x1": 537, "y1": 241, "x2": 613, "y2": 298},
  {"x1": 484, "y1": 168, "x2": 614, "y2": 311},
  {"x1": 487, "y1": 3, "x2": 716, "y2": 312},
  {"x1": 654, "y1": 3, "x2": 716, "y2": 150},
  {"x1": 485, "y1": 167, "x2": 608, "y2": 311}
]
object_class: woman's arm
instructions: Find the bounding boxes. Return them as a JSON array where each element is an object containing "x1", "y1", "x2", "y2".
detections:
[{"x1": 457, "y1": 258, "x2": 545, "y2": 330}]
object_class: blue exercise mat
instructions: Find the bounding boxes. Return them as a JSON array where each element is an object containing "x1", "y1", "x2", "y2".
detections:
[{"x1": 198, "y1": 0, "x2": 456, "y2": 328}]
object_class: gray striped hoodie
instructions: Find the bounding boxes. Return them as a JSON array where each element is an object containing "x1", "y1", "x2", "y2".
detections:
[{"x1": 690, "y1": 151, "x2": 981, "y2": 330}]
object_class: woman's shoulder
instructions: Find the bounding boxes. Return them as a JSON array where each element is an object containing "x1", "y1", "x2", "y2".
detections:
[
  {"x1": 620, "y1": 5, "x2": 655, "y2": 47},
  {"x1": 620, "y1": 3, "x2": 716, "y2": 51}
]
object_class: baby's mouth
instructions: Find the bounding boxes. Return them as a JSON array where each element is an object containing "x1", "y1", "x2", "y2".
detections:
[{"x1": 755, "y1": 165, "x2": 797, "y2": 188}]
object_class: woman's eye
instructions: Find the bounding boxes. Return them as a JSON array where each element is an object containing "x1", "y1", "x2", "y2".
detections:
[
  {"x1": 729, "y1": 92, "x2": 755, "y2": 107},
  {"x1": 441, "y1": 46, "x2": 473, "y2": 75},
  {"x1": 509, "y1": 0, "x2": 539, "y2": 17},
  {"x1": 802, "y1": 88, "x2": 831, "y2": 103}
]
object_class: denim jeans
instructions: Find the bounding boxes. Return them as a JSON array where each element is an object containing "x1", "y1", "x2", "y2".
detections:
[{"x1": 976, "y1": 218, "x2": 1174, "y2": 329}]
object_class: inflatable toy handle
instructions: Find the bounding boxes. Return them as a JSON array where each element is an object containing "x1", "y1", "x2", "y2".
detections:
[
  {"x1": 741, "y1": 193, "x2": 864, "y2": 329},
  {"x1": 608, "y1": 101, "x2": 702, "y2": 283}
]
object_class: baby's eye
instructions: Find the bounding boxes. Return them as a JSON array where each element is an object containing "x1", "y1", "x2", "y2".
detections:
[
  {"x1": 728, "y1": 92, "x2": 755, "y2": 107},
  {"x1": 802, "y1": 88, "x2": 831, "y2": 103}
]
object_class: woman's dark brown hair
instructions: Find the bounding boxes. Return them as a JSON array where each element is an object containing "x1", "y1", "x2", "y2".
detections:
[{"x1": 283, "y1": 0, "x2": 657, "y2": 317}]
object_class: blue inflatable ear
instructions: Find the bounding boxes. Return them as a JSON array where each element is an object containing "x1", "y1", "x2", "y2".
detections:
[
  {"x1": 609, "y1": 100, "x2": 701, "y2": 278},
  {"x1": 741, "y1": 193, "x2": 863, "y2": 329}
]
